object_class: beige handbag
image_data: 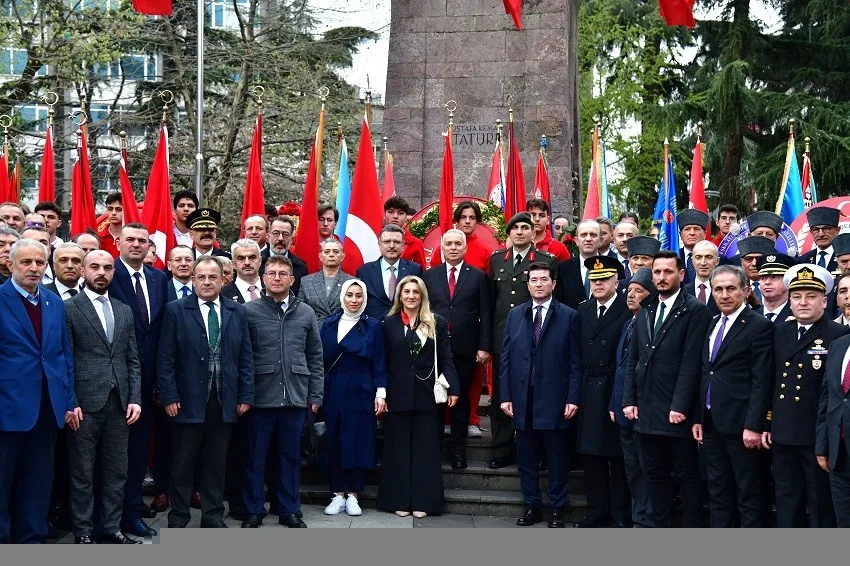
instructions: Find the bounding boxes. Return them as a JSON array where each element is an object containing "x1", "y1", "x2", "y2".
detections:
[{"x1": 432, "y1": 333, "x2": 450, "y2": 403}]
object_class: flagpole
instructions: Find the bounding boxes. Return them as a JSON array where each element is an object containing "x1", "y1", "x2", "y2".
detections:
[
  {"x1": 331, "y1": 122, "x2": 343, "y2": 203},
  {"x1": 195, "y1": 0, "x2": 205, "y2": 205},
  {"x1": 316, "y1": 87, "x2": 328, "y2": 197},
  {"x1": 663, "y1": 137, "x2": 670, "y2": 201}
]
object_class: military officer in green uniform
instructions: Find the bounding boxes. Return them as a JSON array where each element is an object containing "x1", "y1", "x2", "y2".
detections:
[
  {"x1": 488, "y1": 212, "x2": 557, "y2": 469},
  {"x1": 762, "y1": 263, "x2": 849, "y2": 527}
]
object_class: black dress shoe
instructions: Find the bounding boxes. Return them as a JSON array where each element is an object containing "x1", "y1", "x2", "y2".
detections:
[
  {"x1": 451, "y1": 455, "x2": 468, "y2": 469},
  {"x1": 279, "y1": 513, "x2": 307, "y2": 528},
  {"x1": 573, "y1": 515, "x2": 610, "y2": 528},
  {"x1": 610, "y1": 520, "x2": 631, "y2": 528},
  {"x1": 538, "y1": 461, "x2": 548, "y2": 471},
  {"x1": 200, "y1": 521, "x2": 228, "y2": 528},
  {"x1": 139, "y1": 505, "x2": 157, "y2": 519},
  {"x1": 98, "y1": 532, "x2": 142, "y2": 544},
  {"x1": 122, "y1": 519, "x2": 157, "y2": 538},
  {"x1": 228, "y1": 505, "x2": 248, "y2": 521},
  {"x1": 548, "y1": 507, "x2": 566, "y2": 528},
  {"x1": 516, "y1": 507, "x2": 543, "y2": 526},
  {"x1": 75, "y1": 535, "x2": 94, "y2": 544},
  {"x1": 241, "y1": 515, "x2": 263, "y2": 528},
  {"x1": 488, "y1": 455, "x2": 515, "y2": 469}
]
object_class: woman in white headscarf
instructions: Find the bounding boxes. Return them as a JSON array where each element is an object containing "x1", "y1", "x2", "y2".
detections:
[{"x1": 319, "y1": 279, "x2": 387, "y2": 517}]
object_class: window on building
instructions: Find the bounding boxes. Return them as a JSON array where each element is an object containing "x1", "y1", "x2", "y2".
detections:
[
  {"x1": 16, "y1": 104, "x2": 50, "y2": 132},
  {"x1": 208, "y1": 0, "x2": 249, "y2": 29},
  {"x1": 120, "y1": 54, "x2": 157, "y2": 81}
]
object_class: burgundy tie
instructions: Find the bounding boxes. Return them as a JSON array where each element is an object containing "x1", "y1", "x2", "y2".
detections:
[
  {"x1": 134, "y1": 272, "x2": 150, "y2": 327},
  {"x1": 698, "y1": 283, "x2": 707, "y2": 304},
  {"x1": 248, "y1": 285, "x2": 259, "y2": 301},
  {"x1": 843, "y1": 357, "x2": 850, "y2": 397},
  {"x1": 448, "y1": 266, "x2": 457, "y2": 299}
]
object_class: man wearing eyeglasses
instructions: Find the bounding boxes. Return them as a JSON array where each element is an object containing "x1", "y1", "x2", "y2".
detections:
[
  {"x1": 318, "y1": 205, "x2": 341, "y2": 241},
  {"x1": 736, "y1": 236, "x2": 777, "y2": 309},
  {"x1": 799, "y1": 207, "x2": 841, "y2": 273},
  {"x1": 356, "y1": 224, "x2": 423, "y2": 320},
  {"x1": 265, "y1": 215, "x2": 307, "y2": 296}
]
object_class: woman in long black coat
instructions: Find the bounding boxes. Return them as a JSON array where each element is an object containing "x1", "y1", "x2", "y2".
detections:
[
  {"x1": 320, "y1": 279, "x2": 387, "y2": 517},
  {"x1": 377, "y1": 275, "x2": 460, "y2": 518}
]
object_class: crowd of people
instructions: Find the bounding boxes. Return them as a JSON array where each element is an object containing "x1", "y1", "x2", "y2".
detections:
[{"x1": 1, "y1": 192, "x2": 849, "y2": 543}]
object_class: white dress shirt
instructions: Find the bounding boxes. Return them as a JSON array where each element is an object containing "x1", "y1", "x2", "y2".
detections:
[
  {"x1": 121, "y1": 259, "x2": 151, "y2": 321},
  {"x1": 694, "y1": 277, "x2": 711, "y2": 304},
  {"x1": 199, "y1": 297, "x2": 221, "y2": 338},
  {"x1": 84, "y1": 287, "x2": 113, "y2": 337},
  {"x1": 763, "y1": 302, "x2": 788, "y2": 322},
  {"x1": 841, "y1": 342, "x2": 850, "y2": 386},
  {"x1": 54, "y1": 279, "x2": 80, "y2": 302},
  {"x1": 579, "y1": 254, "x2": 594, "y2": 286},
  {"x1": 446, "y1": 261, "x2": 464, "y2": 285},
  {"x1": 814, "y1": 245, "x2": 834, "y2": 268},
  {"x1": 532, "y1": 297, "x2": 553, "y2": 326},
  {"x1": 172, "y1": 278, "x2": 193, "y2": 298},
  {"x1": 174, "y1": 226, "x2": 193, "y2": 248},
  {"x1": 235, "y1": 276, "x2": 263, "y2": 302},
  {"x1": 708, "y1": 302, "x2": 747, "y2": 355},
  {"x1": 596, "y1": 293, "x2": 617, "y2": 317},
  {"x1": 654, "y1": 288, "x2": 681, "y2": 328},
  {"x1": 380, "y1": 258, "x2": 400, "y2": 298}
]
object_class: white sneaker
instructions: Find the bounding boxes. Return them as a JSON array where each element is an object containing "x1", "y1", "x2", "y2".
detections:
[
  {"x1": 324, "y1": 494, "x2": 346, "y2": 515},
  {"x1": 443, "y1": 425, "x2": 451, "y2": 436},
  {"x1": 346, "y1": 495, "x2": 362, "y2": 516},
  {"x1": 468, "y1": 425, "x2": 483, "y2": 438}
]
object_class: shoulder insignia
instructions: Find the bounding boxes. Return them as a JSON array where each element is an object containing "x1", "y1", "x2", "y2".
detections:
[{"x1": 492, "y1": 248, "x2": 508, "y2": 256}]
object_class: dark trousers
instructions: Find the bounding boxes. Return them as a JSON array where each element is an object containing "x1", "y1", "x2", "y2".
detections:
[
  {"x1": 701, "y1": 412, "x2": 763, "y2": 528},
  {"x1": 830, "y1": 442, "x2": 850, "y2": 527},
  {"x1": 583, "y1": 454, "x2": 630, "y2": 523},
  {"x1": 637, "y1": 432, "x2": 703, "y2": 527},
  {"x1": 773, "y1": 443, "x2": 835, "y2": 527},
  {"x1": 67, "y1": 388, "x2": 129, "y2": 537},
  {"x1": 515, "y1": 388, "x2": 569, "y2": 510},
  {"x1": 242, "y1": 407, "x2": 306, "y2": 518},
  {"x1": 49, "y1": 428, "x2": 70, "y2": 525},
  {"x1": 122, "y1": 389, "x2": 152, "y2": 527},
  {"x1": 620, "y1": 427, "x2": 653, "y2": 527},
  {"x1": 168, "y1": 390, "x2": 232, "y2": 527},
  {"x1": 449, "y1": 354, "x2": 477, "y2": 458},
  {"x1": 328, "y1": 423, "x2": 366, "y2": 494},
  {"x1": 225, "y1": 418, "x2": 248, "y2": 510},
  {"x1": 0, "y1": 381, "x2": 58, "y2": 543},
  {"x1": 152, "y1": 405, "x2": 172, "y2": 494},
  {"x1": 489, "y1": 356, "x2": 515, "y2": 459}
]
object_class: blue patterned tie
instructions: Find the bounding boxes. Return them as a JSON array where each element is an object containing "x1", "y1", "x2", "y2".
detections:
[
  {"x1": 686, "y1": 254, "x2": 696, "y2": 282},
  {"x1": 706, "y1": 315, "x2": 729, "y2": 409},
  {"x1": 818, "y1": 251, "x2": 827, "y2": 268},
  {"x1": 530, "y1": 305, "x2": 543, "y2": 387},
  {"x1": 181, "y1": 285, "x2": 190, "y2": 298}
]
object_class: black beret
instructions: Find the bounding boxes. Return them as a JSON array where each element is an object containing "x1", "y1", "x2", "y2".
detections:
[
  {"x1": 629, "y1": 268, "x2": 657, "y2": 294},
  {"x1": 806, "y1": 207, "x2": 840, "y2": 229},
  {"x1": 737, "y1": 235, "x2": 776, "y2": 257},
  {"x1": 677, "y1": 209, "x2": 709, "y2": 229},
  {"x1": 505, "y1": 212, "x2": 533, "y2": 233},
  {"x1": 626, "y1": 236, "x2": 661, "y2": 258},
  {"x1": 746, "y1": 210, "x2": 783, "y2": 235}
]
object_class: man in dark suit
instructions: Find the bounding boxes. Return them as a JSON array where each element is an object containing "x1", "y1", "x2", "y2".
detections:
[
  {"x1": 677, "y1": 209, "x2": 710, "y2": 286},
  {"x1": 799, "y1": 207, "x2": 840, "y2": 272},
  {"x1": 574, "y1": 256, "x2": 632, "y2": 528},
  {"x1": 622, "y1": 250, "x2": 712, "y2": 527},
  {"x1": 0, "y1": 239, "x2": 81, "y2": 543},
  {"x1": 65, "y1": 251, "x2": 142, "y2": 544},
  {"x1": 45, "y1": 243, "x2": 84, "y2": 300},
  {"x1": 555, "y1": 219, "x2": 601, "y2": 309},
  {"x1": 158, "y1": 256, "x2": 254, "y2": 528},
  {"x1": 110, "y1": 223, "x2": 169, "y2": 538},
  {"x1": 221, "y1": 239, "x2": 263, "y2": 304},
  {"x1": 617, "y1": 236, "x2": 660, "y2": 295},
  {"x1": 356, "y1": 224, "x2": 422, "y2": 321},
  {"x1": 500, "y1": 262, "x2": 581, "y2": 528},
  {"x1": 422, "y1": 229, "x2": 492, "y2": 469},
  {"x1": 266, "y1": 215, "x2": 308, "y2": 295},
  {"x1": 490, "y1": 213, "x2": 557, "y2": 469},
  {"x1": 683, "y1": 239, "x2": 720, "y2": 316},
  {"x1": 166, "y1": 245, "x2": 195, "y2": 303},
  {"x1": 188, "y1": 209, "x2": 232, "y2": 260},
  {"x1": 817, "y1": 301, "x2": 850, "y2": 527},
  {"x1": 754, "y1": 253, "x2": 795, "y2": 324},
  {"x1": 764, "y1": 264, "x2": 847, "y2": 527},
  {"x1": 0, "y1": 226, "x2": 20, "y2": 285},
  {"x1": 737, "y1": 235, "x2": 777, "y2": 307},
  {"x1": 692, "y1": 264, "x2": 774, "y2": 528}
]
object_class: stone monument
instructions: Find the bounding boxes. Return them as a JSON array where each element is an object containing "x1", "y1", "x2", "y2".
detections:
[{"x1": 383, "y1": 0, "x2": 581, "y2": 217}]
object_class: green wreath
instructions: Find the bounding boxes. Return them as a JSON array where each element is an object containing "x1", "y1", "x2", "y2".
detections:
[{"x1": 408, "y1": 201, "x2": 507, "y2": 243}]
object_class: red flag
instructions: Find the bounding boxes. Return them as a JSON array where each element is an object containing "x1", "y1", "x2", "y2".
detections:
[
  {"x1": 132, "y1": 0, "x2": 172, "y2": 16},
  {"x1": 533, "y1": 150, "x2": 550, "y2": 206},
  {"x1": 70, "y1": 128, "x2": 97, "y2": 236},
  {"x1": 0, "y1": 147, "x2": 10, "y2": 202},
  {"x1": 439, "y1": 129, "x2": 455, "y2": 235},
  {"x1": 38, "y1": 126, "x2": 55, "y2": 202},
  {"x1": 11, "y1": 160, "x2": 20, "y2": 202},
  {"x1": 240, "y1": 114, "x2": 265, "y2": 238},
  {"x1": 341, "y1": 115, "x2": 383, "y2": 274},
  {"x1": 382, "y1": 151, "x2": 396, "y2": 203},
  {"x1": 119, "y1": 147, "x2": 141, "y2": 224},
  {"x1": 658, "y1": 0, "x2": 695, "y2": 28},
  {"x1": 504, "y1": 120, "x2": 526, "y2": 220},
  {"x1": 292, "y1": 134, "x2": 322, "y2": 274},
  {"x1": 503, "y1": 0, "x2": 523, "y2": 30},
  {"x1": 582, "y1": 129, "x2": 603, "y2": 220},
  {"x1": 141, "y1": 125, "x2": 176, "y2": 267},
  {"x1": 688, "y1": 139, "x2": 707, "y2": 213}
]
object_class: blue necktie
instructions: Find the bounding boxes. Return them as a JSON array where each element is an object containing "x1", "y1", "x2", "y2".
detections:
[
  {"x1": 818, "y1": 251, "x2": 827, "y2": 268},
  {"x1": 181, "y1": 285, "x2": 190, "y2": 298},
  {"x1": 706, "y1": 316, "x2": 729, "y2": 409},
  {"x1": 685, "y1": 254, "x2": 696, "y2": 282},
  {"x1": 752, "y1": 281, "x2": 762, "y2": 302},
  {"x1": 530, "y1": 305, "x2": 543, "y2": 387}
]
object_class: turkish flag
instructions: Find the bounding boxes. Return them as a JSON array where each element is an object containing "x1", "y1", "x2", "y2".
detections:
[
  {"x1": 132, "y1": 0, "x2": 172, "y2": 16},
  {"x1": 439, "y1": 130, "x2": 455, "y2": 236},
  {"x1": 533, "y1": 150, "x2": 550, "y2": 206},
  {"x1": 503, "y1": 0, "x2": 523, "y2": 30},
  {"x1": 658, "y1": 0, "x2": 696, "y2": 28},
  {"x1": 38, "y1": 127, "x2": 55, "y2": 202},
  {"x1": 0, "y1": 149, "x2": 10, "y2": 202},
  {"x1": 382, "y1": 151, "x2": 396, "y2": 203},
  {"x1": 119, "y1": 147, "x2": 141, "y2": 224},
  {"x1": 141, "y1": 125, "x2": 176, "y2": 267},
  {"x1": 240, "y1": 115, "x2": 265, "y2": 238},
  {"x1": 688, "y1": 139, "x2": 707, "y2": 213},
  {"x1": 292, "y1": 133, "x2": 322, "y2": 274},
  {"x1": 70, "y1": 128, "x2": 97, "y2": 237}
]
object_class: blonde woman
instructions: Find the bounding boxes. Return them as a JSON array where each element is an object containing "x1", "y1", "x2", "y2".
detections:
[{"x1": 376, "y1": 276, "x2": 460, "y2": 518}]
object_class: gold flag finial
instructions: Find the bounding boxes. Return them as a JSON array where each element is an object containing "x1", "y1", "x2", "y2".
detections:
[
  {"x1": 159, "y1": 90, "x2": 174, "y2": 124},
  {"x1": 789, "y1": 118, "x2": 796, "y2": 135},
  {"x1": 804, "y1": 136, "x2": 811, "y2": 154}
]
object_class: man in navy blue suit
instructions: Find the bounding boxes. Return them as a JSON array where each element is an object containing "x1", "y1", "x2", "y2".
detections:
[
  {"x1": 0, "y1": 239, "x2": 81, "y2": 543},
  {"x1": 108, "y1": 223, "x2": 168, "y2": 539},
  {"x1": 500, "y1": 262, "x2": 581, "y2": 528},
  {"x1": 355, "y1": 224, "x2": 422, "y2": 320}
]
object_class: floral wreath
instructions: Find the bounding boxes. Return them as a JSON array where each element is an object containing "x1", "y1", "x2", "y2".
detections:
[{"x1": 407, "y1": 200, "x2": 508, "y2": 242}]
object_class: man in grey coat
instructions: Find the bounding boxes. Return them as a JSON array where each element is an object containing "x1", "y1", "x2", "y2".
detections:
[
  {"x1": 297, "y1": 238, "x2": 352, "y2": 325},
  {"x1": 241, "y1": 256, "x2": 323, "y2": 529},
  {"x1": 65, "y1": 250, "x2": 142, "y2": 544}
]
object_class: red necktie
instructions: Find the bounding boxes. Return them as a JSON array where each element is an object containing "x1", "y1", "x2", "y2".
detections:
[
  {"x1": 448, "y1": 266, "x2": 457, "y2": 299},
  {"x1": 698, "y1": 283, "x2": 707, "y2": 304},
  {"x1": 843, "y1": 357, "x2": 850, "y2": 396}
]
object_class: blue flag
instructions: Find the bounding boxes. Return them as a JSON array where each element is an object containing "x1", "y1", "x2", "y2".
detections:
[
  {"x1": 658, "y1": 156, "x2": 680, "y2": 252},
  {"x1": 333, "y1": 139, "x2": 351, "y2": 242},
  {"x1": 776, "y1": 135, "x2": 804, "y2": 225}
]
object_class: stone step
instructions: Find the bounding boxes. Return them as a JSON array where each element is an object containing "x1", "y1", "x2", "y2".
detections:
[{"x1": 299, "y1": 483, "x2": 589, "y2": 519}]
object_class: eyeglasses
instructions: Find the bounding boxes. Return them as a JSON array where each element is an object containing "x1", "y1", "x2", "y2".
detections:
[
  {"x1": 271, "y1": 230, "x2": 292, "y2": 238},
  {"x1": 811, "y1": 226, "x2": 836, "y2": 234},
  {"x1": 25, "y1": 221, "x2": 46, "y2": 229},
  {"x1": 318, "y1": 218, "x2": 335, "y2": 224},
  {"x1": 266, "y1": 272, "x2": 292, "y2": 279}
]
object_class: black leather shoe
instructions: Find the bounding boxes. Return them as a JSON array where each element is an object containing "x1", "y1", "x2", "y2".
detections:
[
  {"x1": 538, "y1": 460, "x2": 548, "y2": 471},
  {"x1": 516, "y1": 507, "x2": 542, "y2": 527},
  {"x1": 200, "y1": 521, "x2": 228, "y2": 528},
  {"x1": 241, "y1": 515, "x2": 263, "y2": 528},
  {"x1": 75, "y1": 535, "x2": 94, "y2": 544},
  {"x1": 279, "y1": 513, "x2": 307, "y2": 528},
  {"x1": 573, "y1": 515, "x2": 610, "y2": 528},
  {"x1": 610, "y1": 520, "x2": 631, "y2": 528},
  {"x1": 548, "y1": 507, "x2": 566, "y2": 528},
  {"x1": 98, "y1": 532, "x2": 141, "y2": 544},
  {"x1": 122, "y1": 519, "x2": 157, "y2": 538},
  {"x1": 452, "y1": 455, "x2": 468, "y2": 469},
  {"x1": 488, "y1": 455, "x2": 515, "y2": 469},
  {"x1": 228, "y1": 505, "x2": 248, "y2": 521},
  {"x1": 139, "y1": 505, "x2": 157, "y2": 519}
]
